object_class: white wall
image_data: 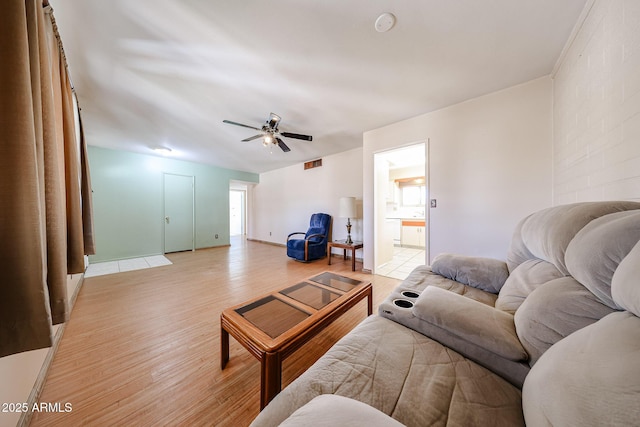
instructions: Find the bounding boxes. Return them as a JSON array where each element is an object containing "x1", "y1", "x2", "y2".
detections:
[
  {"x1": 363, "y1": 77, "x2": 553, "y2": 270},
  {"x1": 250, "y1": 148, "x2": 364, "y2": 257},
  {"x1": 553, "y1": 0, "x2": 640, "y2": 203}
]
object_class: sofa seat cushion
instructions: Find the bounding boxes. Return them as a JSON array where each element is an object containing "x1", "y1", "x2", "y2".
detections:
[
  {"x1": 523, "y1": 311, "x2": 640, "y2": 427},
  {"x1": 279, "y1": 395, "x2": 405, "y2": 427},
  {"x1": 394, "y1": 265, "x2": 498, "y2": 306},
  {"x1": 251, "y1": 315, "x2": 524, "y2": 427}
]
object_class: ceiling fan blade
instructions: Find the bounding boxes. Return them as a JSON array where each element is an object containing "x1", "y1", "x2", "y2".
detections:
[
  {"x1": 223, "y1": 119, "x2": 261, "y2": 131},
  {"x1": 275, "y1": 137, "x2": 291, "y2": 152},
  {"x1": 281, "y1": 132, "x2": 313, "y2": 141},
  {"x1": 241, "y1": 134, "x2": 264, "y2": 142}
]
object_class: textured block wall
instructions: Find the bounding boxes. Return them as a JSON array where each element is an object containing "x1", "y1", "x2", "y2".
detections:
[{"x1": 553, "y1": 0, "x2": 640, "y2": 203}]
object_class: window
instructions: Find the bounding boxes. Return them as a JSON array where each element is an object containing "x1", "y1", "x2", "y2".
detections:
[{"x1": 401, "y1": 185, "x2": 426, "y2": 206}]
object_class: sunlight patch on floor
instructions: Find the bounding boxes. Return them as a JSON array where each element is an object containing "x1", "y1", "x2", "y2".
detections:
[
  {"x1": 376, "y1": 247, "x2": 425, "y2": 280},
  {"x1": 85, "y1": 255, "x2": 172, "y2": 277}
]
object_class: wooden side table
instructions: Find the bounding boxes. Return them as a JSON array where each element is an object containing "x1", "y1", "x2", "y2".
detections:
[{"x1": 328, "y1": 240, "x2": 363, "y2": 271}]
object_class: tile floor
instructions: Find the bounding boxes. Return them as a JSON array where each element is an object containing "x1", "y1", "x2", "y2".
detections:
[
  {"x1": 84, "y1": 255, "x2": 173, "y2": 278},
  {"x1": 376, "y1": 246, "x2": 426, "y2": 280}
]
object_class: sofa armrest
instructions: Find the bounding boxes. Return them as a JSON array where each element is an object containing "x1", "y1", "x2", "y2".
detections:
[
  {"x1": 431, "y1": 253, "x2": 510, "y2": 294},
  {"x1": 413, "y1": 286, "x2": 527, "y2": 361},
  {"x1": 279, "y1": 395, "x2": 404, "y2": 427}
]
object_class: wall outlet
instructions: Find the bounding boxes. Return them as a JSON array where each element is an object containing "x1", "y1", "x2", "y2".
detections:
[
  {"x1": 215, "y1": 234, "x2": 219, "y2": 239},
  {"x1": 269, "y1": 232, "x2": 272, "y2": 236},
  {"x1": 430, "y1": 199, "x2": 437, "y2": 208}
]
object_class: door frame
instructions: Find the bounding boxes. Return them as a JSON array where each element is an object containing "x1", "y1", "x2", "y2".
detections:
[
  {"x1": 373, "y1": 140, "x2": 430, "y2": 273},
  {"x1": 163, "y1": 172, "x2": 195, "y2": 253}
]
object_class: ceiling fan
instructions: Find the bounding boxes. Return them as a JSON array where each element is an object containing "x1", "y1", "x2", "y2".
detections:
[{"x1": 223, "y1": 113, "x2": 312, "y2": 152}]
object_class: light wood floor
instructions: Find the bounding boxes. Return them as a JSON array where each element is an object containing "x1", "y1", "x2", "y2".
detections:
[{"x1": 30, "y1": 238, "x2": 400, "y2": 427}]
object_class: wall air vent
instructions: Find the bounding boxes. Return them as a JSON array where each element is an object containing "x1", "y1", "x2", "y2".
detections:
[{"x1": 304, "y1": 159, "x2": 322, "y2": 170}]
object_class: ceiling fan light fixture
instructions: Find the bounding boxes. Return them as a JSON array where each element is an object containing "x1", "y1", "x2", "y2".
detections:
[
  {"x1": 223, "y1": 112, "x2": 312, "y2": 153},
  {"x1": 153, "y1": 147, "x2": 172, "y2": 156},
  {"x1": 267, "y1": 113, "x2": 281, "y2": 129}
]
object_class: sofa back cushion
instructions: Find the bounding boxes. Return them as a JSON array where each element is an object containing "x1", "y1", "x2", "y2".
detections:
[
  {"x1": 505, "y1": 206, "x2": 640, "y2": 364},
  {"x1": 522, "y1": 312, "x2": 640, "y2": 427},
  {"x1": 506, "y1": 201, "x2": 640, "y2": 274},
  {"x1": 505, "y1": 214, "x2": 536, "y2": 273},
  {"x1": 514, "y1": 277, "x2": 615, "y2": 365},
  {"x1": 611, "y1": 240, "x2": 640, "y2": 317},
  {"x1": 566, "y1": 210, "x2": 640, "y2": 309},
  {"x1": 523, "y1": 226, "x2": 640, "y2": 426},
  {"x1": 495, "y1": 259, "x2": 563, "y2": 314}
]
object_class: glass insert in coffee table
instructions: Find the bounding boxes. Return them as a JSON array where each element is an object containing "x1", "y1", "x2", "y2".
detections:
[
  {"x1": 235, "y1": 295, "x2": 311, "y2": 339},
  {"x1": 280, "y1": 282, "x2": 341, "y2": 310},
  {"x1": 308, "y1": 271, "x2": 362, "y2": 292}
]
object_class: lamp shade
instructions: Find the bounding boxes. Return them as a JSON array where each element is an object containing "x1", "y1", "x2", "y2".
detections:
[{"x1": 339, "y1": 197, "x2": 357, "y2": 218}]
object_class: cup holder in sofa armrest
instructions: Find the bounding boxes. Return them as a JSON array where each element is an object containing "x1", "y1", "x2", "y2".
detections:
[
  {"x1": 401, "y1": 290, "x2": 420, "y2": 299},
  {"x1": 393, "y1": 299, "x2": 414, "y2": 308}
]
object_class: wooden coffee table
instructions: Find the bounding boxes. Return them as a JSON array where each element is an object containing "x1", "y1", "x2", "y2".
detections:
[{"x1": 220, "y1": 272, "x2": 372, "y2": 409}]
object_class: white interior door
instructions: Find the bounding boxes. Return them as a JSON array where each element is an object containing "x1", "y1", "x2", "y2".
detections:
[
  {"x1": 164, "y1": 173, "x2": 194, "y2": 253},
  {"x1": 374, "y1": 154, "x2": 394, "y2": 269}
]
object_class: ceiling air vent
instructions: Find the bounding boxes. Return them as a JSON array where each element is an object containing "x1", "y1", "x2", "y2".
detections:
[{"x1": 304, "y1": 159, "x2": 322, "y2": 170}]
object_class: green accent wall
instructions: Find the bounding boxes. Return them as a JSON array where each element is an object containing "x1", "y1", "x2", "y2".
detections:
[{"x1": 88, "y1": 146, "x2": 258, "y2": 262}]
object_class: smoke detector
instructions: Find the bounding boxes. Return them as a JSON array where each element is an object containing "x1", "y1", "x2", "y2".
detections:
[{"x1": 375, "y1": 13, "x2": 396, "y2": 32}]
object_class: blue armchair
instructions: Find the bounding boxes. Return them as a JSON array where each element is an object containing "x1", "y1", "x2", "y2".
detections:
[{"x1": 287, "y1": 213, "x2": 332, "y2": 262}]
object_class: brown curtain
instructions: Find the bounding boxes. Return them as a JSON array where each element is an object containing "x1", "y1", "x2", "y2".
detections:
[{"x1": 0, "y1": 1, "x2": 95, "y2": 358}]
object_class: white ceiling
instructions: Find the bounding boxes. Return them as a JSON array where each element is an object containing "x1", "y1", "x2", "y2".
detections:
[
  {"x1": 52, "y1": 0, "x2": 586, "y2": 174},
  {"x1": 382, "y1": 144, "x2": 425, "y2": 170}
]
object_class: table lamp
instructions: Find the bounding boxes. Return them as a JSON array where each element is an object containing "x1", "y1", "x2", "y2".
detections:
[{"x1": 339, "y1": 197, "x2": 357, "y2": 244}]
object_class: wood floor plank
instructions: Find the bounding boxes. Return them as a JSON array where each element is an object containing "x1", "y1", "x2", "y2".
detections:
[{"x1": 29, "y1": 238, "x2": 400, "y2": 427}]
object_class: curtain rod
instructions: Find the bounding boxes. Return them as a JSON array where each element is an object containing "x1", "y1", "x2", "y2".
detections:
[{"x1": 42, "y1": 0, "x2": 77, "y2": 95}]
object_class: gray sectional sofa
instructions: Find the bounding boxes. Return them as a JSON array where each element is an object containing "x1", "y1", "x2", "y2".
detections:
[{"x1": 250, "y1": 201, "x2": 640, "y2": 427}]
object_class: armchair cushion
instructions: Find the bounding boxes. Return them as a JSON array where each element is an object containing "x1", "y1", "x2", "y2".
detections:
[
  {"x1": 431, "y1": 253, "x2": 510, "y2": 294},
  {"x1": 305, "y1": 227, "x2": 326, "y2": 243}
]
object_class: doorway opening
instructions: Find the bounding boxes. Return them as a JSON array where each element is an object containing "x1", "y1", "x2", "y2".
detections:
[
  {"x1": 230, "y1": 181, "x2": 250, "y2": 239},
  {"x1": 373, "y1": 141, "x2": 429, "y2": 280}
]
